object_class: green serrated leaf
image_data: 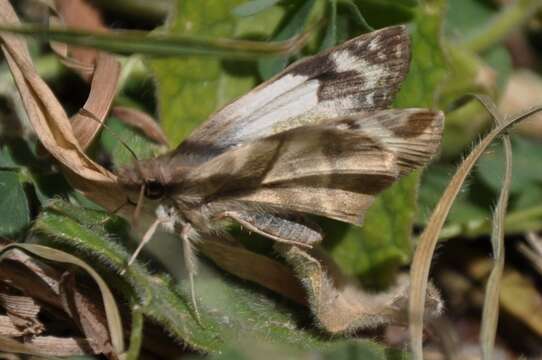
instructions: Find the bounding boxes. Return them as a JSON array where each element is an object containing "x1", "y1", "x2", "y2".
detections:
[{"x1": 0, "y1": 170, "x2": 30, "y2": 236}]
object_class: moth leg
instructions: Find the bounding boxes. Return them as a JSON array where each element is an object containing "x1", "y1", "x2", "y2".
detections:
[
  {"x1": 275, "y1": 244, "x2": 443, "y2": 333},
  {"x1": 180, "y1": 223, "x2": 202, "y2": 325},
  {"x1": 120, "y1": 217, "x2": 161, "y2": 275},
  {"x1": 214, "y1": 211, "x2": 322, "y2": 248},
  {"x1": 273, "y1": 244, "x2": 324, "y2": 308}
]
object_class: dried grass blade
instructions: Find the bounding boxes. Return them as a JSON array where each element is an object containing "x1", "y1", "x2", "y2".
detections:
[
  {"x1": 0, "y1": 244, "x2": 125, "y2": 356},
  {"x1": 0, "y1": 335, "x2": 93, "y2": 356},
  {"x1": 474, "y1": 96, "x2": 512, "y2": 360},
  {"x1": 409, "y1": 104, "x2": 542, "y2": 359}
]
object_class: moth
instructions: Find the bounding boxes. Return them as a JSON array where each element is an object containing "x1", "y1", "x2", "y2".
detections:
[{"x1": 116, "y1": 25, "x2": 443, "y2": 318}]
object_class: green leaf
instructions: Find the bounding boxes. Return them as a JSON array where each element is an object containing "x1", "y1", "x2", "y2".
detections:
[
  {"x1": 445, "y1": 0, "x2": 496, "y2": 39},
  {"x1": 0, "y1": 170, "x2": 30, "y2": 236},
  {"x1": 32, "y1": 200, "x2": 402, "y2": 356},
  {"x1": 329, "y1": 0, "x2": 448, "y2": 281},
  {"x1": 418, "y1": 164, "x2": 491, "y2": 239},
  {"x1": 353, "y1": 0, "x2": 416, "y2": 28},
  {"x1": 149, "y1": 0, "x2": 284, "y2": 145},
  {"x1": 258, "y1": 0, "x2": 317, "y2": 79},
  {"x1": 192, "y1": 338, "x2": 405, "y2": 359},
  {"x1": 0, "y1": 144, "x2": 17, "y2": 168},
  {"x1": 233, "y1": 0, "x2": 282, "y2": 17},
  {"x1": 99, "y1": 116, "x2": 162, "y2": 167},
  {"x1": 478, "y1": 136, "x2": 542, "y2": 194},
  {"x1": 394, "y1": 1, "x2": 448, "y2": 108},
  {"x1": 327, "y1": 175, "x2": 418, "y2": 287},
  {"x1": 319, "y1": 0, "x2": 338, "y2": 50}
]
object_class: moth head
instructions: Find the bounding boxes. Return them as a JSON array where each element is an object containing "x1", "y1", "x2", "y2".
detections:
[
  {"x1": 143, "y1": 179, "x2": 165, "y2": 200},
  {"x1": 116, "y1": 158, "x2": 171, "y2": 200}
]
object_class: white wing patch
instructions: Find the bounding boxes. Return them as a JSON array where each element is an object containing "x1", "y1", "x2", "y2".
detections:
[
  {"x1": 176, "y1": 25, "x2": 411, "y2": 161},
  {"x1": 234, "y1": 79, "x2": 320, "y2": 142}
]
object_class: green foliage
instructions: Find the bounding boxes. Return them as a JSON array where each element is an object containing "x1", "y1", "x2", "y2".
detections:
[
  {"x1": 32, "y1": 200, "x2": 400, "y2": 356},
  {"x1": 0, "y1": 170, "x2": 30, "y2": 236},
  {"x1": 99, "y1": 116, "x2": 162, "y2": 166}
]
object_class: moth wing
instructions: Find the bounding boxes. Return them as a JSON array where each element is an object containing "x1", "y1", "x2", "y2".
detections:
[
  {"x1": 182, "y1": 109, "x2": 443, "y2": 225},
  {"x1": 175, "y1": 25, "x2": 410, "y2": 163}
]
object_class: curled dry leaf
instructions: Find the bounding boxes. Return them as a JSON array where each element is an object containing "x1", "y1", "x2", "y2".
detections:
[
  {"x1": 0, "y1": 0, "x2": 124, "y2": 212},
  {"x1": 0, "y1": 247, "x2": 120, "y2": 358},
  {"x1": 59, "y1": 272, "x2": 114, "y2": 358},
  {"x1": 0, "y1": 243, "x2": 125, "y2": 356},
  {"x1": 112, "y1": 106, "x2": 169, "y2": 146},
  {"x1": 51, "y1": 0, "x2": 121, "y2": 150},
  {"x1": 199, "y1": 238, "x2": 306, "y2": 305},
  {"x1": 71, "y1": 52, "x2": 120, "y2": 150},
  {"x1": 0, "y1": 285, "x2": 44, "y2": 336}
]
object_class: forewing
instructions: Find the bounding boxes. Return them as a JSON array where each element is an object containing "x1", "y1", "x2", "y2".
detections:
[
  {"x1": 175, "y1": 25, "x2": 410, "y2": 163},
  {"x1": 182, "y1": 109, "x2": 443, "y2": 225}
]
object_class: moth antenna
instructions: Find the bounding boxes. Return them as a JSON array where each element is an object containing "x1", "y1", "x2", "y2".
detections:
[
  {"x1": 132, "y1": 184, "x2": 146, "y2": 225},
  {"x1": 79, "y1": 109, "x2": 147, "y2": 214},
  {"x1": 120, "y1": 216, "x2": 161, "y2": 275},
  {"x1": 78, "y1": 108, "x2": 140, "y2": 162}
]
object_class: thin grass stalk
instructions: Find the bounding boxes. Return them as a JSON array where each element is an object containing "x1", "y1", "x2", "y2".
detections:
[
  {"x1": 409, "y1": 104, "x2": 542, "y2": 359},
  {"x1": 475, "y1": 96, "x2": 512, "y2": 360}
]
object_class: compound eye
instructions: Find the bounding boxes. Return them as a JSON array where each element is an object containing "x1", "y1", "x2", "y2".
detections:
[{"x1": 144, "y1": 180, "x2": 165, "y2": 200}]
